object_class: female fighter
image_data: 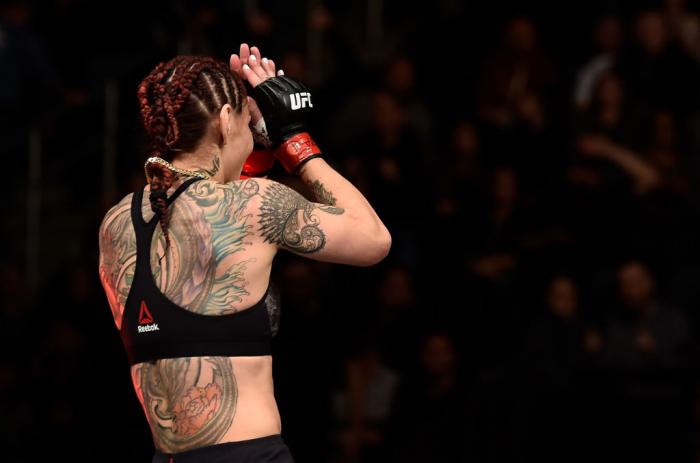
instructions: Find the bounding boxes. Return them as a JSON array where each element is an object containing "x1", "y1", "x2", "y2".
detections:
[{"x1": 98, "y1": 43, "x2": 391, "y2": 462}]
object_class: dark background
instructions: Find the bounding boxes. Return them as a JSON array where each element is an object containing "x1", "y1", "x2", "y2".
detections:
[{"x1": 2, "y1": 0, "x2": 700, "y2": 461}]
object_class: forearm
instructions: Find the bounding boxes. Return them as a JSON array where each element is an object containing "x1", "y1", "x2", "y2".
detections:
[
  {"x1": 297, "y1": 157, "x2": 387, "y2": 234},
  {"x1": 605, "y1": 144, "x2": 660, "y2": 192}
]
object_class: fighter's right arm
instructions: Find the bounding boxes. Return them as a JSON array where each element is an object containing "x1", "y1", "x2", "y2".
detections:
[
  {"x1": 247, "y1": 175, "x2": 391, "y2": 267},
  {"x1": 232, "y1": 44, "x2": 391, "y2": 265}
]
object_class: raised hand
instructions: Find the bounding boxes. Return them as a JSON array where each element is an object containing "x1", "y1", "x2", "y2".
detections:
[
  {"x1": 231, "y1": 44, "x2": 283, "y2": 177},
  {"x1": 230, "y1": 43, "x2": 283, "y2": 88}
]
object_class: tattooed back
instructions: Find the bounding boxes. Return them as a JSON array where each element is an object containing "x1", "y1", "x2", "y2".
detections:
[
  {"x1": 99, "y1": 170, "x2": 373, "y2": 452},
  {"x1": 99, "y1": 178, "x2": 283, "y2": 453}
]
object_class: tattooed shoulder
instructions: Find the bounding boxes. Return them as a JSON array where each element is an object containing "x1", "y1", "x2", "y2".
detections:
[
  {"x1": 257, "y1": 181, "x2": 342, "y2": 254},
  {"x1": 98, "y1": 194, "x2": 137, "y2": 325},
  {"x1": 151, "y1": 179, "x2": 262, "y2": 316}
]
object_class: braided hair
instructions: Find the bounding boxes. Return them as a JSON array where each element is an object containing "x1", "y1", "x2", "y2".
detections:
[{"x1": 137, "y1": 56, "x2": 247, "y2": 252}]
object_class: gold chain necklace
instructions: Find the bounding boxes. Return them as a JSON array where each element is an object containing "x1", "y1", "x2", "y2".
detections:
[{"x1": 144, "y1": 156, "x2": 211, "y2": 181}]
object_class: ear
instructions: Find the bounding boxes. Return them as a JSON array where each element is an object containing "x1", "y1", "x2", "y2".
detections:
[{"x1": 219, "y1": 103, "x2": 232, "y2": 141}]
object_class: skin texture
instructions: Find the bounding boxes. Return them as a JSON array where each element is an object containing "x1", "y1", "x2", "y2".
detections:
[
  {"x1": 98, "y1": 177, "x2": 344, "y2": 452},
  {"x1": 99, "y1": 42, "x2": 388, "y2": 455}
]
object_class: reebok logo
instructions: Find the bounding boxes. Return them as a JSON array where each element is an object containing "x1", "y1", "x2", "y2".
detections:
[
  {"x1": 137, "y1": 300, "x2": 159, "y2": 333},
  {"x1": 289, "y1": 92, "x2": 312, "y2": 110}
]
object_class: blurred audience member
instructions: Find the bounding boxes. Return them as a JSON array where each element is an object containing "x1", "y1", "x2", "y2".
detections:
[
  {"x1": 367, "y1": 264, "x2": 421, "y2": 374},
  {"x1": 433, "y1": 120, "x2": 483, "y2": 226},
  {"x1": 616, "y1": 9, "x2": 700, "y2": 115},
  {"x1": 597, "y1": 260, "x2": 694, "y2": 462},
  {"x1": 477, "y1": 17, "x2": 556, "y2": 128},
  {"x1": 272, "y1": 258, "x2": 337, "y2": 462},
  {"x1": 663, "y1": 0, "x2": 700, "y2": 62},
  {"x1": 574, "y1": 16, "x2": 623, "y2": 111},
  {"x1": 384, "y1": 55, "x2": 434, "y2": 160},
  {"x1": 601, "y1": 260, "x2": 691, "y2": 371},
  {"x1": 388, "y1": 332, "x2": 474, "y2": 461},
  {"x1": 332, "y1": 341, "x2": 400, "y2": 463},
  {"x1": 364, "y1": 91, "x2": 426, "y2": 264},
  {"x1": 644, "y1": 110, "x2": 692, "y2": 197},
  {"x1": 519, "y1": 275, "x2": 602, "y2": 462},
  {"x1": 466, "y1": 167, "x2": 523, "y2": 283}
]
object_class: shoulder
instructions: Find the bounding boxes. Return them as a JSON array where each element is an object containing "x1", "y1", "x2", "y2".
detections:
[
  {"x1": 209, "y1": 177, "x2": 307, "y2": 212},
  {"x1": 179, "y1": 178, "x2": 266, "y2": 218},
  {"x1": 180, "y1": 178, "x2": 263, "y2": 201},
  {"x1": 99, "y1": 193, "x2": 134, "y2": 237}
]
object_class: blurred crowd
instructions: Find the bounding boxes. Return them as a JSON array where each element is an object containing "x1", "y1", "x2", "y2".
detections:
[{"x1": 2, "y1": 0, "x2": 700, "y2": 462}]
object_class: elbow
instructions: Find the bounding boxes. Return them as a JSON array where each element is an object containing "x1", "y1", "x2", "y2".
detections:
[{"x1": 358, "y1": 225, "x2": 392, "y2": 267}]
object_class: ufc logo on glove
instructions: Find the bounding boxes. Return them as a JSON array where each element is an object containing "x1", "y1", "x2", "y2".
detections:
[{"x1": 289, "y1": 92, "x2": 312, "y2": 110}]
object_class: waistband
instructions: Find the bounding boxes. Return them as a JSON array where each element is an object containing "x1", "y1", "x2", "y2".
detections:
[{"x1": 153, "y1": 434, "x2": 288, "y2": 463}]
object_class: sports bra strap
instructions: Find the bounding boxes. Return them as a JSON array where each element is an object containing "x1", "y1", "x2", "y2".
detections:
[
  {"x1": 131, "y1": 177, "x2": 202, "y2": 227},
  {"x1": 167, "y1": 177, "x2": 201, "y2": 205}
]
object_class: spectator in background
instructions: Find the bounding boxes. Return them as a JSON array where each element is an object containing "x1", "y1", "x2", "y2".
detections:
[
  {"x1": 475, "y1": 16, "x2": 560, "y2": 194},
  {"x1": 644, "y1": 110, "x2": 693, "y2": 197},
  {"x1": 477, "y1": 17, "x2": 556, "y2": 129},
  {"x1": 663, "y1": 0, "x2": 700, "y2": 62},
  {"x1": 504, "y1": 88, "x2": 558, "y2": 193},
  {"x1": 566, "y1": 70, "x2": 662, "y2": 265},
  {"x1": 524, "y1": 275, "x2": 602, "y2": 386},
  {"x1": 388, "y1": 332, "x2": 474, "y2": 461},
  {"x1": 466, "y1": 167, "x2": 523, "y2": 284},
  {"x1": 459, "y1": 168, "x2": 526, "y2": 378},
  {"x1": 331, "y1": 340, "x2": 400, "y2": 463},
  {"x1": 364, "y1": 263, "x2": 421, "y2": 374},
  {"x1": 575, "y1": 71, "x2": 637, "y2": 145},
  {"x1": 597, "y1": 259, "x2": 694, "y2": 462},
  {"x1": 175, "y1": 4, "x2": 221, "y2": 56},
  {"x1": 616, "y1": 9, "x2": 700, "y2": 116},
  {"x1": 305, "y1": 3, "x2": 339, "y2": 89},
  {"x1": 0, "y1": 0, "x2": 57, "y2": 117},
  {"x1": 383, "y1": 55, "x2": 434, "y2": 162},
  {"x1": 363, "y1": 91, "x2": 426, "y2": 265},
  {"x1": 433, "y1": 120, "x2": 483, "y2": 229},
  {"x1": 572, "y1": 71, "x2": 660, "y2": 196},
  {"x1": 271, "y1": 259, "x2": 337, "y2": 462},
  {"x1": 518, "y1": 275, "x2": 602, "y2": 462},
  {"x1": 575, "y1": 132, "x2": 660, "y2": 195},
  {"x1": 0, "y1": 0, "x2": 58, "y2": 195},
  {"x1": 629, "y1": 110, "x2": 698, "y2": 276},
  {"x1": 601, "y1": 260, "x2": 691, "y2": 371},
  {"x1": 30, "y1": 265, "x2": 98, "y2": 460},
  {"x1": 574, "y1": 16, "x2": 624, "y2": 111}
]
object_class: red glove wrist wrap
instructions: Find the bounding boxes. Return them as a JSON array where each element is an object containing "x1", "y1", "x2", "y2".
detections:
[
  {"x1": 275, "y1": 132, "x2": 321, "y2": 173},
  {"x1": 241, "y1": 148, "x2": 275, "y2": 179}
]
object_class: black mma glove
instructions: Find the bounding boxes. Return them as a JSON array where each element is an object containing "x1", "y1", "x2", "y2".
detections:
[{"x1": 251, "y1": 76, "x2": 321, "y2": 173}]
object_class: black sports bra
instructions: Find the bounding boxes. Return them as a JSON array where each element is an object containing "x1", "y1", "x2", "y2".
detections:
[{"x1": 120, "y1": 178, "x2": 279, "y2": 365}]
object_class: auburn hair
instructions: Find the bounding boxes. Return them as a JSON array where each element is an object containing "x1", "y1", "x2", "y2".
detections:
[{"x1": 137, "y1": 55, "x2": 247, "y2": 253}]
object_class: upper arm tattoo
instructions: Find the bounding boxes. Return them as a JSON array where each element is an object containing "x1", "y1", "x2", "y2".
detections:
[
  {"x1": 98, "y1": 197, "x2": 136, "y2": 326},
  {"x1": 258, "y1": 182, "x2": 339, "y2": 253},
  {"x1": 307, "y1": 179, "x2": 345, "y2": 215}
]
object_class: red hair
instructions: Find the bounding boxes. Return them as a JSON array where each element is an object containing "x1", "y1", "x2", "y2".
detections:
[{"x1": 137, "y1": 56, "x2": 247, "y2": 251}]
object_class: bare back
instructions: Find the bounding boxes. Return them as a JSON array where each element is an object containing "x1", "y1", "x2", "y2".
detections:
[
  {"x1": 99, "y1": 179, "x2": 281, "y2": 453},
  {"x1": 99, "y1": 163, "x2": 391, "y2": 453}
]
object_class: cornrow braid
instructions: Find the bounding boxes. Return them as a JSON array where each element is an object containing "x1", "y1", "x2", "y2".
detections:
[
  {"x1": 137, "y1": 55, "x2": 248, "y2": 257},
  {"x1": 145, "y1": 161, "x2": 174, "y2": 258}
]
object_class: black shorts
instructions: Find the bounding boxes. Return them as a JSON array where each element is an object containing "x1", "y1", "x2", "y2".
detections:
[{"x1": 152, "y1": 434, "x2": 294, "y2": 463}]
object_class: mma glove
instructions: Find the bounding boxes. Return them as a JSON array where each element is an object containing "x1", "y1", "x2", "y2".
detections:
[{"x1": 250, "y1": 76, "x2": 321, "y2": 174}]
